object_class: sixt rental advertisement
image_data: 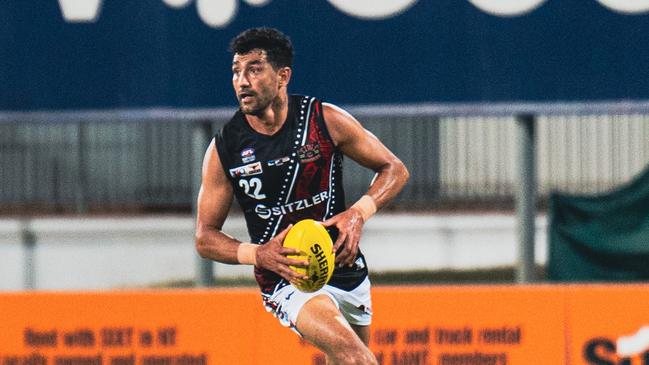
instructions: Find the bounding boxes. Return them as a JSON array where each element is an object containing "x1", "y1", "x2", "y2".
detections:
[
  {"x1": 1, "y1": 0, "x2": 649, "y2": 110},
  {"x1": 1, "y1": 285, "x2": 649, "y2": 364}
]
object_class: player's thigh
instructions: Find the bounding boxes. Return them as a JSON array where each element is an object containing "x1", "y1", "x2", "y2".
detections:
[{"x1": 295, "y1": 294, "x2": 367, "y2": 355}]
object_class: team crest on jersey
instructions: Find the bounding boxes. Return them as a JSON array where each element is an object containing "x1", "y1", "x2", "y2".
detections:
[
  {"x1": 297, "y1": 143, "x2": 321, "y2": 163},
  {"x1": 229, "y1": 162, "x2": 263, "y2": 178},
  {"x1": 241, "y1": 148, "x2": 256, "y2": 163},
  {"x1": 267, "y1": 156, "x2": 290, "y2": 167}
]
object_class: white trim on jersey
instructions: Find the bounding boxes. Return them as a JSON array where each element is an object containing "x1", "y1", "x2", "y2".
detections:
[
  {"x1": 269, "y1": 96, "x2": 316, "y2": 238},
  {"x1": 298, "y1": 98, "x2": 314, "y2": 147},
  {"x1": 323, "y1": 154, "x2": 336, "y2": 220}
]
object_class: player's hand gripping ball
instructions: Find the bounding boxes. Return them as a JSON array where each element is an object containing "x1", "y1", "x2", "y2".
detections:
[{"x1": 283, "y1": 219, "x2": 335, "y2": 292}]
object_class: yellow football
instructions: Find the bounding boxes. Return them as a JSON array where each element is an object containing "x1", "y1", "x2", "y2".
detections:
[{"x1": 283, "y1": 219, "x2": 335, "y2": 293}]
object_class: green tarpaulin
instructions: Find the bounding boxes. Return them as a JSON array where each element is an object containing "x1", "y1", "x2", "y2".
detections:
[{"x1": 548, "y1": 165, "x2": 649, "y2": 281}]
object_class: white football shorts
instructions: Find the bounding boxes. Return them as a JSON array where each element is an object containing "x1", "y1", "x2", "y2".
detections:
[{"x1": 262, "y1": 277, "x2": 372, "y2": 335}]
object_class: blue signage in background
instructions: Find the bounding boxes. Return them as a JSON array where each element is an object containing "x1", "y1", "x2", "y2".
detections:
[{"x1": 1, "y1": 0, "x2": 649, "y2": 110}]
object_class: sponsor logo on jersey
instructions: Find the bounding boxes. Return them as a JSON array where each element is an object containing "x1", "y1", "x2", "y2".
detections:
[
  {"x1": 241, "y1": 147, "x2": 256, "y2": 163},
  {"x1": 297, "y1": 143, "x2": 321, "y2": 163},
  {"x1": 267, "y1": 156, "x2": 290, "y2": 167},
  {"x1": 254, "y1": 191, "x2": 329, "y2": 219},
  {"x1": 229, "y1": 161, "x2": 262, "y2": 177}
]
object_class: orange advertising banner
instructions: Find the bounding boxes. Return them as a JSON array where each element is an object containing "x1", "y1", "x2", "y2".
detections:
[
  {"x1": 0, "y1": 285, "x2": 646, "y2": 365},
  {"x1": 566, "y1": 285, "x2": 649, "y2": 365},
  {"x1": 0, "y1": 290, "x2": 264, "y2": 364},
  {"x1": 367, "y1": 286, "x2": 566, "y2": 365}
]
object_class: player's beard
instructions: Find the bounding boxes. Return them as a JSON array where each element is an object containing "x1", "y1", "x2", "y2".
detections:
[{"x1": 239, "y1": 88, "x2": 275, "y2": 116}]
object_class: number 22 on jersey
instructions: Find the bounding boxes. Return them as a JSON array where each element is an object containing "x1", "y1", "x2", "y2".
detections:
[{"x1": 239, "y1": 177, "x2": 266, "y2": 200}]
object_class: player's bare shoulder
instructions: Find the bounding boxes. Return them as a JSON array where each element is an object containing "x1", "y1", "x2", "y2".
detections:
[
  {"x1": 322, "y1": 102, "x2": 366, "y2": 148},
  {"x1": 201, "y1": 139, "x2": 227, "y2": 185}
]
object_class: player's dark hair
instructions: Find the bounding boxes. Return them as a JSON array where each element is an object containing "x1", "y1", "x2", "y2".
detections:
[{"x1": 229, "y1": 27, "x2": 293, "y2": 69}]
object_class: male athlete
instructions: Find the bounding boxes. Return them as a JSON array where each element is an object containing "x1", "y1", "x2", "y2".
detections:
[{"x1": 195, "y1": 28, "x2": 409, "y2": 365}]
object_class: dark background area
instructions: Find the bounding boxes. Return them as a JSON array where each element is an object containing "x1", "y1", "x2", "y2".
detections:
[{"x1": 2, "y1": 0, "x2": 649, "y2": 110}]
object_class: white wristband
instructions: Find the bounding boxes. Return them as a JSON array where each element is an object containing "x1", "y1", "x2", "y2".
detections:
[
  {"x1": 236, "y1": 243, "x2": 258, "y2": 266},
  {"x1": 351, "y1": 195, "x2": 377, "y2": 221}
]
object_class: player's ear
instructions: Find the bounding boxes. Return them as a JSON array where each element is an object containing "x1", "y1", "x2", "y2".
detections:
[{"x1": 278, "y1": 67, "x2": 291, "y2": 88}]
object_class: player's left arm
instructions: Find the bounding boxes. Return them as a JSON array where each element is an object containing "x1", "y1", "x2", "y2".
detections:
[{"x1": 321, "y1": 103, "x2": 410, "y2": 267}]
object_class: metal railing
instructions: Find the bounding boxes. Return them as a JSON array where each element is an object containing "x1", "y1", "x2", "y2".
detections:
[
  {"x1": 2, "y1": 101, "x2": 649, "y2": 284},
  {"x1": 1, "y1": 104, "x2": 649, "y2": 213}
]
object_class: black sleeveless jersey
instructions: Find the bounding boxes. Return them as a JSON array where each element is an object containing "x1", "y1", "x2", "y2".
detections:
[{"x1": 215, "y1": 95, "x2": 368, "y2": 295}]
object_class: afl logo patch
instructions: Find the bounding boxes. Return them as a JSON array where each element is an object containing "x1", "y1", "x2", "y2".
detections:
[
  {"x1": 241, "y1": 148, "x2": 256, "y2": 163},
  {"x1": 297, "y1": 143, "x2": 321, "y2": 163}
]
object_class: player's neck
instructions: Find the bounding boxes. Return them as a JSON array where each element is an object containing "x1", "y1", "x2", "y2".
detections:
[{"x1": 246, "y1": 93, "x2": 288, "y2": 136}]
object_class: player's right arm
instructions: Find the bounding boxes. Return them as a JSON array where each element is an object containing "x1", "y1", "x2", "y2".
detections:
[{"x1": 194, "y1": 139, "x2": 308, "y2": 281}]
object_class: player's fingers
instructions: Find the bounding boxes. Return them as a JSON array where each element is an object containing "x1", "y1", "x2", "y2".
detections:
[
  {"x1": 341, "y1": 227, "x2": 361, "y2": 266},
  {"x1": 283, "y1": 256, "x2": 309, "y2": 268},
  {"x1": 336, "y1": 249, "x2": 350, "y2": 267},
  {"x1": 335, "y1": 240, "x2": 351, "y2": 265},
  {"x1": 344, "y1": 230, "x2": 361, "y2": 266},
  {"x1": 279, "y1": 247, "x2": 302, "y2": 256},
  {"x1": 321, "y1": 216, "x2": 338, "y2": 227},
  {"x1": 343, "y1": 241, "x2": 359, "y2": 267},
  {"x1": 290, "y1": 277, "x2": 308, "y2": 288},
  {"x1": 332, "y1": 230, "x2": 347, "y2": 255},
  {"x1": 274, "y1": 224, "x2": 293, "y2": 242},
  {"x1": 282, "y1": 266, "x2": 308, "y2": 281}
]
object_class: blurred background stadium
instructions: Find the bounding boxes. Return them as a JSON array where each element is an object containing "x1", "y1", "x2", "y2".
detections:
[
  {"x1": 2, "y1": 0, "x2": 649, "y2": 289},
  {"x1": 1, "y1": 1, "x2": 649, "y2": 363}
]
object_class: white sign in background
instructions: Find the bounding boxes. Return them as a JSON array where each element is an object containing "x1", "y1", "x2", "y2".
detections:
[
  {"x1": 0, "y1": 214, "x2": 548, "y2": 290},
  {"x1": 57, "y1": 0, "x2": 649, "y2": 28}
]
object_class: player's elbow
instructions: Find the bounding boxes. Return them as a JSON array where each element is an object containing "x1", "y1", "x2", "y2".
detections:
[
  {"x1": 399, "y1": 159, "x2": 410, "y2": 185},
  {"x1": 392, "y1": 158, "x2": 410, "y2": 189},
  {"x1": 195, "y1": 230, "x2": 211, "y2": 259}
]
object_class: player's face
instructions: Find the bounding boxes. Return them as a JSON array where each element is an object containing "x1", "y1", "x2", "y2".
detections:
[{"x1": 232, "y1": 50, "x2": 280, "y2": 115}]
